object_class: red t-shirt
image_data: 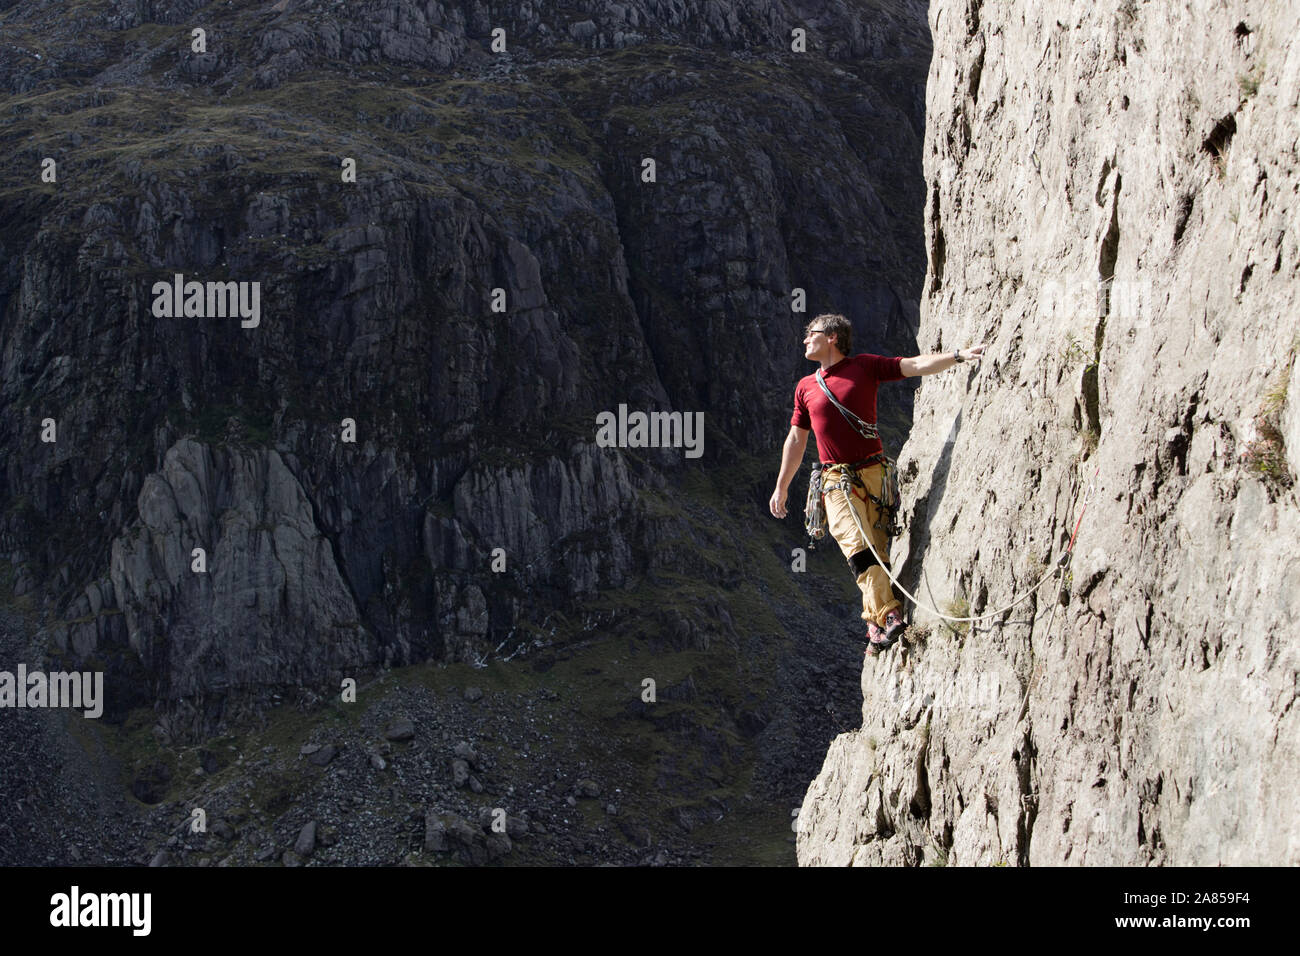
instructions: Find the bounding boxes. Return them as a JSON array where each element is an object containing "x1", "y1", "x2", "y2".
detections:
[{"x1": 791, "y1": 353, "x2": 905, "y2": 463}]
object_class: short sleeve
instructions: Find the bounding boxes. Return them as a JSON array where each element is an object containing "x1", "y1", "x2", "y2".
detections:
[
  {"x1": 791, "y1": 384, "x2": 810, "y2": 429},
  {"x1": 863, "y1": 354, "x2": 904, "y2": 383}
]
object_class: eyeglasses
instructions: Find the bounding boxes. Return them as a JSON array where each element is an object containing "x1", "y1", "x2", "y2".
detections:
[{"x1": 806, "y1": 328, "x2": 829, "y2": 336}]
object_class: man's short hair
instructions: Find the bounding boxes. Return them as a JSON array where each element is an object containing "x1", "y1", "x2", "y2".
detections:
[{"x1": 807, "y1": 313, "x2": 853, "y2": 356}]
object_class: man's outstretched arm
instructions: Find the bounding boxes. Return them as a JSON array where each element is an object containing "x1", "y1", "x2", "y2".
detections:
[
  {"x1": 770, "y1": 425, "x2": 810, "y2": 518},
  {"x1": 900, "y1": 343, "x2": 987, "y2": 376}
]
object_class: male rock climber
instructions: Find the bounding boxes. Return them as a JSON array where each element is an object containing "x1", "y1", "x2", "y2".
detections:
[{"x1": 769, "y1": 313, "x2": 986, "y2": 656}]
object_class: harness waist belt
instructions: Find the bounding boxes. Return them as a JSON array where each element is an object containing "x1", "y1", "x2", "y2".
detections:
[{"x1": 815, "y1": 452, "x2": 886, "y2": 472}]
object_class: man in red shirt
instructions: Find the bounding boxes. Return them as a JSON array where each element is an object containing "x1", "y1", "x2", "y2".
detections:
[{"x1": 769, "y1": 313, "x2": 986, "y2": 655}]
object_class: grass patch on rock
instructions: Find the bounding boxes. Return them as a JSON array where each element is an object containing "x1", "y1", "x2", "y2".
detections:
[
  {"x1": 1241, "y1": 359, "x2": 1294, "y2": 495},
  {"x1": 942, "y1": 594, "x2": 971, "y2": 637}
]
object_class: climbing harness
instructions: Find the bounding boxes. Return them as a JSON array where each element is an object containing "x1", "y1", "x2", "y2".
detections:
[
  {"x1": 806, "y1": 453, "x2": 896, "y2": 549},
  {"x1": 834, "y1": 464, "x2": 1100, "y2": 625}
]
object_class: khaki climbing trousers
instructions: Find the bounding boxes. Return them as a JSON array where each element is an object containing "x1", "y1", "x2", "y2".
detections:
[{"x1": 821, "y1": 461, "x2": 902, "y2": 628}]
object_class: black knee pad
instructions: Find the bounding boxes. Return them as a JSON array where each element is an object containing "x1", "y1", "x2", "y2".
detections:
[{"x1": 848, "y1": 548, "x2": 884, "y2": 576}]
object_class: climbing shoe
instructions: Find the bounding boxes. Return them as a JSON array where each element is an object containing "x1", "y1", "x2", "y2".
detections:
[
  {"x1": 883, "y1": 609, "x2": 906, "y2": 644},
  {"x1": 865, "y1": 621, "x2": 891, "y2": 657}
]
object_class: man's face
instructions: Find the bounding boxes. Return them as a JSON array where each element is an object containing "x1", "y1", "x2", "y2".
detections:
[{"x1": 804, "y1": 323, "x2": 835, "y2": 362}]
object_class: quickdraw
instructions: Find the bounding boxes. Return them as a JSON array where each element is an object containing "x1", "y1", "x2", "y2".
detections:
[{"x1": 804, "y1": 465, "x2": 828, "y2": 547}]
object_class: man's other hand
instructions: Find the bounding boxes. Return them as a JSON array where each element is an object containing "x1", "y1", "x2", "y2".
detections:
[{"x1": 769, "y1": 488, "x2": 789, "y2": 519}]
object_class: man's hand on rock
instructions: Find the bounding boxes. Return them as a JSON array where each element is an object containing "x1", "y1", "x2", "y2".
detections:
[{"x1": 963, "y1": 343, "x2": 987, "y2": 362}]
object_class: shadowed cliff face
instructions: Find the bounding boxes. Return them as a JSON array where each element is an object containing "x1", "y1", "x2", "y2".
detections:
[
  {"x1": 799, "y1": 0, "x2": 1300, "y2": 866},
  {"x1": 0, "y1": 0, "x2": 929, "y2": 862}
]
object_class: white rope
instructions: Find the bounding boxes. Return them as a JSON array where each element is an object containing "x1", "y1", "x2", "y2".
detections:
[{"x1": 832, "y1": 466, "x2": 1098, "y2": 625}]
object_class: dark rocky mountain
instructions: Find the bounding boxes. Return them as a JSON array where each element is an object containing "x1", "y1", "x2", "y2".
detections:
[{"x1": 0, "y1": 0, "x2": 929, "y2": 865}]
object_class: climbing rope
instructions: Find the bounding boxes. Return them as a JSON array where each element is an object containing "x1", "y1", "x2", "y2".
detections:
[
  {"x1": 1013, "y1": 466, "x2": 1096, "y2": 717},
  {"x1": 836, "y1": 464, "x2": 1100, "y2": 625}
]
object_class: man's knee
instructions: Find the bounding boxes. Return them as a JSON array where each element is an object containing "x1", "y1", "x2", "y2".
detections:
[{"x1": 848, "y1": 547, "x2": 887, "y2": 577}]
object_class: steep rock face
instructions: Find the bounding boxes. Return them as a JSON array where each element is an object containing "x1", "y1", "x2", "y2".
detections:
[
  {"x1": 800, "y1": 0, "x2": 1300, "y2": 865},
  {"x1": 61, "y1": 438, "x2": 373, "y2": 729}
]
